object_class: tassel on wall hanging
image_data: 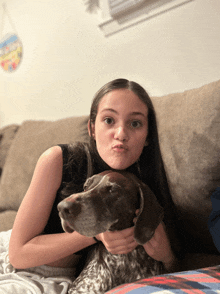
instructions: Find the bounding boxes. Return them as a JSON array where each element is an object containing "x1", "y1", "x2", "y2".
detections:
[{"x1": 0, "y1": 3, "x2": 23, "y2": 72}]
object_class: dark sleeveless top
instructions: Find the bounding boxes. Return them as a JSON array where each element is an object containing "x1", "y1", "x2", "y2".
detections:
[{"x1": 44, "y1": 142, "x2": 112, "y2": 234}]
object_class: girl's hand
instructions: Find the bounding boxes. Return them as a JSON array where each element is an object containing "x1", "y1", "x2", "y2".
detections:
[
  {"x1": 96, "y1": 227, "x2": 138, "y2": 254},
  {"x1": 143, "y1": 222, "x2": 176, "y2": 271}
]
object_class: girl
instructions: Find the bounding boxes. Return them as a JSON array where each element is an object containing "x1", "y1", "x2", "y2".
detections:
[{"x1": 9, "y1": 78, "x2": 179, "y2": 278}]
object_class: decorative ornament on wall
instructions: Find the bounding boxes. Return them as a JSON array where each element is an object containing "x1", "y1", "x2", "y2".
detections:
[{"x1": 0, "y1": 3, "x2": 23, "y2": 73}]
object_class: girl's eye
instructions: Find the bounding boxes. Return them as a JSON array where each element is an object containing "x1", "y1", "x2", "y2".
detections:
[
  {"x1": 104, "y1": 117, "x2": 114, "y2": 125},
  {"x1": 130, "y1": 120, "x2": 142, "y2": 128}
]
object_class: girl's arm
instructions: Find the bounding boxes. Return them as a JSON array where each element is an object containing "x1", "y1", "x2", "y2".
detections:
[{"x1": 9, "y1": 146, "x2": 96, "y2": 269}]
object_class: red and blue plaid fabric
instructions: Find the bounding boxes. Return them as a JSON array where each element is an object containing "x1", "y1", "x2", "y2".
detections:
[{"x1": 106, "y1": 266, "x2": 220, "y2": 293}]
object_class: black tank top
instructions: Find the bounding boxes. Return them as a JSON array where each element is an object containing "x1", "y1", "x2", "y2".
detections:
[{"x1": 43, "y1": 142, "x2": 110, "y2": 234}]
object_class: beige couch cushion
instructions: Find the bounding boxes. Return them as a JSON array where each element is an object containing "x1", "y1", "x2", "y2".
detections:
[
  {"x1": 0, "y1": 116, "x2": 89, "y2": 213},
  {"x1": 0, "y1": 210, "x2": 17, "y2": 232},
  {"x1": 152, "y1": 79, "x2": 220, "y2": 252},
  {"x1": 0, "y1": 124, "x2": 19, "y2": 176}
]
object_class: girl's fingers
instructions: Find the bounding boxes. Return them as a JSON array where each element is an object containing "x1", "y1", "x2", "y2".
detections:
[
  {"x1": 107, "y1": 239, "x2": 137, "y2": 254},
  {"x1": 99, "y1": 226, "x2": 138, "y2": 254}
]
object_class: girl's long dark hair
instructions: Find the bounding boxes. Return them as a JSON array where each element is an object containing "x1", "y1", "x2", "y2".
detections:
[
  {"x1": 89, "y1": 79, "x2": 181, "y2": 256},
  {"x1": 89, "y1": 79, "x2": 168, "y2": 206}
]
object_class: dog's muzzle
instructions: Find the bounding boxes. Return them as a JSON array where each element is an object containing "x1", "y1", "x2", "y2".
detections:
[{"x1": 57, "y1": 178, "x2": 121, "y2": 236}]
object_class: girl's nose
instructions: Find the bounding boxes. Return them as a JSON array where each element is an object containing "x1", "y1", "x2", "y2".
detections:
[{"x1": 114, "y1": 126, "x2": 129, "y2": 141}]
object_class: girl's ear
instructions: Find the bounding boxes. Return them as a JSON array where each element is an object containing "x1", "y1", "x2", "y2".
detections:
[{"x1": 88, "y1": 120, "x2": 95, "y2": 139}]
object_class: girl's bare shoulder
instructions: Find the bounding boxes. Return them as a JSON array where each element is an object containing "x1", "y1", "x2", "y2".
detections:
[
  {"x1": 40, "y1": 145, "x2": 63, "y2": 162},
  {"x1": 29, "y1": 146, "x2": 64, "y2": 192}
]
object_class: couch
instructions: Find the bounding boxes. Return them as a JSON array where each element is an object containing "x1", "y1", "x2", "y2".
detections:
[{"x1": 0, "y1": 79, "x2": 220, "y2": 293}]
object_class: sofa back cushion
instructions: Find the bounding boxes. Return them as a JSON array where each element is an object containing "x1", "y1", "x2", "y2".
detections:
[
  {"x1": 0, "y1": 124, "x2": 19, "y2": 177},
  {"x1": 152, "y1": 79, "x2": 220, "y2": 253},
  {"x1": 0, "y1": 116, "x2": 89, "y2": 212}
]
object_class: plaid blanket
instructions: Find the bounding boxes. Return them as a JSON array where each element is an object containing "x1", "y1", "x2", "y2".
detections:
[{"x1": 106, "y1": 266, "x2": 220, "y2": 293}]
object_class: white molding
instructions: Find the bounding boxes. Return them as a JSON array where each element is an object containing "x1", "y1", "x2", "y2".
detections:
[{"x1": 99, "y1": 0, "x2": 193, "y2": 37}]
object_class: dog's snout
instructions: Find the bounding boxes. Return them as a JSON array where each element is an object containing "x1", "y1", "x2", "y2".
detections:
[
  {"x1": 58, "y1": 201, "x2": 72, "y2": 215},
  {"x1": 58, "y1": 200, "x2": 81, "y2": 218}
]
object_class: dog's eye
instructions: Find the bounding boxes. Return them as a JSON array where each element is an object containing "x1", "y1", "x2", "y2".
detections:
[
  {"x1": 108, "y1": 184, "x2": 120, "y2": 194},
  {"x1": 83, "y1": 179, "x2": 93, "y2": 191},
  {"x1": 83, "y1": 184, "x2": 88, "y2": 191}
]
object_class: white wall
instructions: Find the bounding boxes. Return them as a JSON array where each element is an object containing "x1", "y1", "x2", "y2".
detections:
[{"x1": 0, "y1": 0, "x2": 220, "y2": 128}]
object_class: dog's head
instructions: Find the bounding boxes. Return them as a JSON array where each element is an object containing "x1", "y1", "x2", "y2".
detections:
[{"x1": 57, "y1": 170, "x2": 164, "y2": 244}]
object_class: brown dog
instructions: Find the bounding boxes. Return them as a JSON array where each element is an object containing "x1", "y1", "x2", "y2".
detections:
[
  {"x1": 58, "y1": 170, "x2": 164, "y2": 244},
  {"x1": 58, "y1": 170, "x2": 164, "y2": 293}
]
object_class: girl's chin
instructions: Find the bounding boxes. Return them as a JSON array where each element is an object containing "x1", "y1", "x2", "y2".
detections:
[
  {"x1": 99, "y1": 152, "x2": 137, "y2": 171},
  {"x1": 107, "y1": 160, "x2": 135, "y2": 171}
]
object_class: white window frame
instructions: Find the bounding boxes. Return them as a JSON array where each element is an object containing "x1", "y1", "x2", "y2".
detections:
[{"x1": 98, "y1": 0, "x2": 193, "y2": 37}]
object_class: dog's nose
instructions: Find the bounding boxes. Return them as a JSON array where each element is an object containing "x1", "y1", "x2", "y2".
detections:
[{"x1": 57, "y1": 200, "x2": 81, "y2": 218}]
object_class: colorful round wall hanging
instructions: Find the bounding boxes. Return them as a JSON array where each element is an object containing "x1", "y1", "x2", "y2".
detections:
[{"x1": 0, "y1": 33, "x2": 22, "y2": 72}]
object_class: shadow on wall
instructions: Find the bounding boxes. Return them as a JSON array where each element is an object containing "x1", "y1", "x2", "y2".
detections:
[{"x1": 83, "y1": 0, "x2": 100, "y2": 13}]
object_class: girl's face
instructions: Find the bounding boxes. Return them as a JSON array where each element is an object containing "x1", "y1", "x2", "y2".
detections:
[{"x1": 89, "y1": 89, "x2": 148, "y2": 170}]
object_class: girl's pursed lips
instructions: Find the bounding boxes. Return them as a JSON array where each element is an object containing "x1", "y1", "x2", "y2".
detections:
[{"x1": 112, "y1": 144, "x2": 128, "y2": 151}]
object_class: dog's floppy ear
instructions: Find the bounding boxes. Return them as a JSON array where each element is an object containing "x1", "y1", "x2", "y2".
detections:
[{"x1": 134, "y1": 182, "x2": 164, "y2": 245}]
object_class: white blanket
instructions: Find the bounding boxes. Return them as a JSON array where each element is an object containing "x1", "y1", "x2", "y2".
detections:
[{"x1": 0, "y1": 230, "x2": 73, "y2": 294}]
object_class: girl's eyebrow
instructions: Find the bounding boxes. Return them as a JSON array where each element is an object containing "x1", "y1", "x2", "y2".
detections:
[
  {"x1": 100, "y1": 108, "x2": 117, "y2": 114},
  {"x1": 131, "y1": 112, "x2": 147, "y2": 117},
  {"x1": 101, "y1": 108, "x2": 147, "y2": 117}
]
